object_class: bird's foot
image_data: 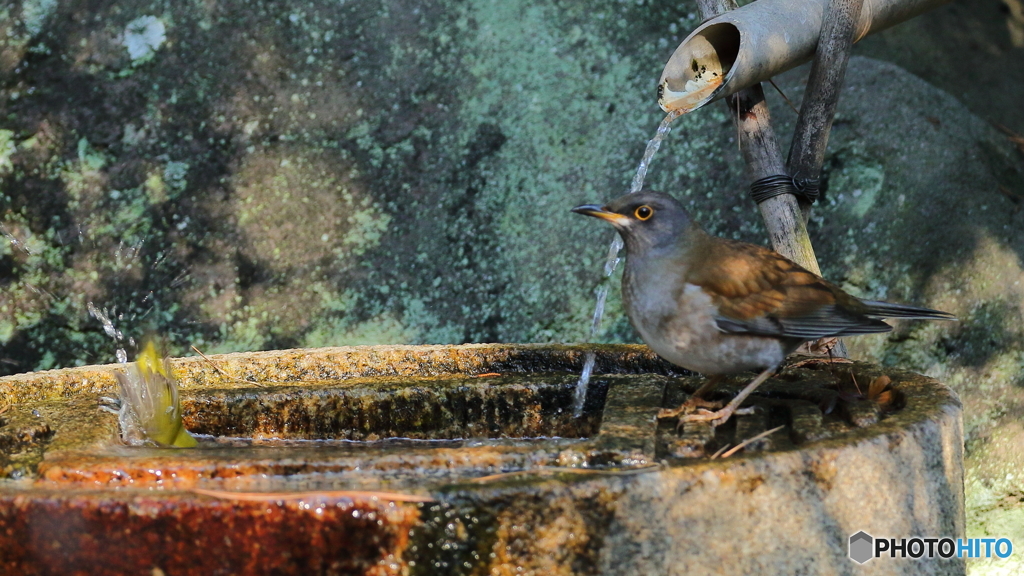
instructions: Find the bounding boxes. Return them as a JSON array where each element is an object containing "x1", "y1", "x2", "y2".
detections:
[
  {"x1": 656, "y1": 396, "x2": 724, "y2": 420},
  {"x1": 675, "y1": 405, "x2": 757, "y2": 428},
  {"x1": 98, "y1": 396, "x2": 122, "y2": 415}
]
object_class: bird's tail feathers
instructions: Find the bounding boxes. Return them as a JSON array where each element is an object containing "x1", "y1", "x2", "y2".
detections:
[{"x1": 860, "y1": 300, "x2": 956, "y2": 321}]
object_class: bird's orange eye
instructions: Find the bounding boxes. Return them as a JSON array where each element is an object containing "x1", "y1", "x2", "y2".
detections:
[{"x1": 635, "y1": 205, "x2": 653, "y2": 220}]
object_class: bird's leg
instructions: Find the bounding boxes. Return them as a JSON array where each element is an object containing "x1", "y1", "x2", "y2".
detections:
[
  {"x1": 677, "y1": 363, "x2": 780, "y2": 427},
  {"x1": 656, "y1": 375, "x2": 725, "y2": 419}
]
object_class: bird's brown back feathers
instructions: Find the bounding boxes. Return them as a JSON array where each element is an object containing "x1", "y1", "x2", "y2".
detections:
[{"x1": 680, "y1": 233, "x2": 892, "y2": 339}]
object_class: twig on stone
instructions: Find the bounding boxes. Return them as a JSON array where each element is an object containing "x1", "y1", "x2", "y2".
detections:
[
  {"x1": 787, "y1": 356, "x2": 853, "y2": 370},
  {"x1": 715, "y1": 425, "x2": 785, "y2": 459},
  {"x1": 710, "y1": 444, "x2": 732, "y2": 459},
  {"x1": 191, "y1": 345, "x2": 266, "y2": 387},
  {"x1": 850, "y1": 369, "x2": 862, "y2": 395},
  {"x1": 468, "y1": 464, "x2": 662, "y2": 484},
  {"x1": 191, "y1": 487, "x2": 434, "y2": 503}
]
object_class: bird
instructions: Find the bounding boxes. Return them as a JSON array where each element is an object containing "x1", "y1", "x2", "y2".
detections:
[
  {"x1": 105, "y1": 338, "x2": 197, "y2": 448},
  {"x1": 572, "y1": 190, "x2": 955, "y2": 427}
]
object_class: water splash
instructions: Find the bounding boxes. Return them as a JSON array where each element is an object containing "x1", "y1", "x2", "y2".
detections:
[
  {"x1": 91, "y1": 302, "x2": 194, "y2": 447},
  {"x1": 572, "y1": 111, "x2": 681, "y2": 418},
  {"x1": 2, "y1": 206, "x2": 182, "y2": 378},
  {"x1": 1, "y1": 223, "x2": 35, "y2": 255},
  {"x1": 87, "y1": 302, "x2": 133, "y2": 364}
]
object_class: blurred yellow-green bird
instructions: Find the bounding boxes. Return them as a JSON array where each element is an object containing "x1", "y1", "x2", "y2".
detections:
[{"x1": 112, "y1": 339, "x2": 197, "y2": 448}]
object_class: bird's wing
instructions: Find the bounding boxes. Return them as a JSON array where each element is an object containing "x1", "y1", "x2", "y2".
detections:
[{"x1": 684, "y1": 238, "x2": 891, "y2": 339}]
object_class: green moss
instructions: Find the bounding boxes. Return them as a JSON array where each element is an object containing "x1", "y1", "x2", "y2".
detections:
[
  {"x1": 0, "y1": 130, "x2": 16, "y2": 175},
  {"x1": 966, "y1": 472, "x2": 1024, "y2": 575},
  {"x1": 21, "y1": 0, "x2": 58, "y2": 37},
  {"x1": 828, "y1": 157, "x2": 885, "y2": 218}
]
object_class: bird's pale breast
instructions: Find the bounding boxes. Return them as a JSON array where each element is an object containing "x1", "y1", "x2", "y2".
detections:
[{"x1": 624, "y1": 272, "x2": 787, "y2": 375}]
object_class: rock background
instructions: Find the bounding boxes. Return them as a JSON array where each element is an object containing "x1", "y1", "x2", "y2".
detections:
[
  {"x1": 0, "y1": 0, "x2": 734, "y2": 363},
  {"x1": 0, "y1": 0, "x2": 1021, "y2": 572}
]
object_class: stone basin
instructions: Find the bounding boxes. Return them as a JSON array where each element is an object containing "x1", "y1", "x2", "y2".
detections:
[{"x1": 0, "y1": 344, "x2": 964, "y2": 575}]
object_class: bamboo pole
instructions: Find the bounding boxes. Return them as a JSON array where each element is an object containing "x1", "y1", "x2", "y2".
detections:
[
  {"x1": 786, "y1": 0, "x2": 864, "y2": 357},
  {"x1": 788, "y1": 0, "x2": 865, "y2": 219},
  {"x1": 695, "y1": 0, "x2": 822, "y2": 276}
]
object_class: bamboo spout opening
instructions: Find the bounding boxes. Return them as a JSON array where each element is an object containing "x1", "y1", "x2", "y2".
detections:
[
  {"x1": 658, "y1": 23, "x2": 739, "y2": 113},
  {"x1": 658, "y1": 0, "x2": 953, "y2": 113}
]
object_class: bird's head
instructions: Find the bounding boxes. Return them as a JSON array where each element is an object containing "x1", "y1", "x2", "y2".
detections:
[{"x1": 571, "y1": 191, "x2": 695, "y2": 251}]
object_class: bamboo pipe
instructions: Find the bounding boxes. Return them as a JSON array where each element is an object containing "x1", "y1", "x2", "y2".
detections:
[
  {"x1": 788, "y1": 0, "x2": 864, "y2": 220},
  {"x1": 658, "y1": 0, "x2": 952, "y2": 112}
]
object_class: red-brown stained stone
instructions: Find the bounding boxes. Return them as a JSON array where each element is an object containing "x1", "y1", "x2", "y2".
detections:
[{"x1": 0, "y1": 490, "x2": 420, "y2": 576}]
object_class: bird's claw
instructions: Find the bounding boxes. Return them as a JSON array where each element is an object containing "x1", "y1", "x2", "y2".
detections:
[
  {"x1": 677, "y1": 408, "x2": 728, "y2": 428},
  {"x1": 658, "y1": 386, "x2": 760, "y2": 430},
  {"x1": 656, "y1": 397, "x2": 724, "y2": 420},
  {"x1": 674, "y1": 405, "x2": 757, "y2": 430}
]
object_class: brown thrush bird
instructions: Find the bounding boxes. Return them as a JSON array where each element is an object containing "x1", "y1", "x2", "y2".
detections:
[{"x1": 572, "y1": 191, "x2": 955, "y2": 427}]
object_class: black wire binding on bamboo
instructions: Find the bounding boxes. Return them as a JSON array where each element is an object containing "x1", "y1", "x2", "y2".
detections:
[{"x1": 749, "y1": 174, "x2": 820, "y2": 205}]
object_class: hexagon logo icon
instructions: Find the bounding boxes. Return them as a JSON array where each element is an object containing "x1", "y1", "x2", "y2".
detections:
[{"x1": 849, "y1": 531, "x2": 874, "y2": 564}]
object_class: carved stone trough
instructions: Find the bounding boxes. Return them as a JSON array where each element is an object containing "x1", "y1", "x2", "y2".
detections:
[{"x1": 0, "y1": 344, "x2": 964, "y2": 575}]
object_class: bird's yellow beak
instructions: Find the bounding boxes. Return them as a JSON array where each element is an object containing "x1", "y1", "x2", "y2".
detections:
[{"x1": 571, "y1": 204, "x2": 630, "y2": 226}]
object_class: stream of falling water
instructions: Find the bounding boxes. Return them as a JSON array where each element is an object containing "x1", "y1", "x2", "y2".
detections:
[{"x1": 572, "y1": 110, "x2": 681, "y2": 418}]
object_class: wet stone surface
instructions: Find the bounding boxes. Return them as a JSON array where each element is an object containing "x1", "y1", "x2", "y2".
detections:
[
  {"x1": 657, "y1": 359, "x2": 903, "y2": 459},
  {"x1": 7, "y1": 352, "x2": 904, "y2": 487},
  {"x1": 181, "y1": 374, "x2": 608, "y2": 441},
  {"x1": 0, "y1": 344, "x2": 964, "y2": 575}
]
